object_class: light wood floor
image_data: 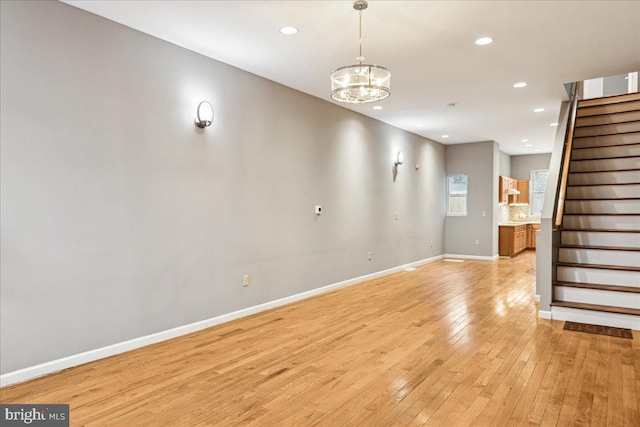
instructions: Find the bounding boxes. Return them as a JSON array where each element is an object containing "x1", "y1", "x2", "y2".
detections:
[{"x1": 1, "y1": 252, "x2": 639, "y2": 426}]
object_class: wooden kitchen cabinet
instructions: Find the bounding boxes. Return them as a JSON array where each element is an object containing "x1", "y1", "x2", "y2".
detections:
[
  {"x1": 498, "y1": 176, "x2": 516, "y2": 204},
  {"x1": 499, "y1": 225, "x2": 528, "y2": 257},
  {"x1": 500, "y1": 223, "x2": 541, "y2": 256},
  {"x1": 527, "y1": 223, "x2": 540, "y2": 249},
  {"x1": 499, "y1": 176, "x2": 529, "y2": 204},
  {"x1": 516, "y1": 180, "x2": 529, "y2": 204}
]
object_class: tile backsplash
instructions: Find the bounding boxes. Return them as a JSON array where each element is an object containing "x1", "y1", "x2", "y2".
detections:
[
  {"x1": 498, "y1": 203, "x2": 541, "y2": 223},
  {"x1": 509, "y1": 204, "x2": 530, "y2": 222}
]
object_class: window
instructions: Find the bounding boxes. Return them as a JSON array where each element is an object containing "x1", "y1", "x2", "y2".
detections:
[
  {"x1": 447, "y1": 174, "x2": 467, "y2": 216},
  {"x1": 530, "y1": 169, "x2": 549, "y2": 216}
]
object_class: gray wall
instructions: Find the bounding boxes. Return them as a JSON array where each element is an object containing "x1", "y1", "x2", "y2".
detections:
[
  {"x1": 444, "y1": 141, "x2": 498, "y2": 257},
  {"x1": 537, "y1": 101, "x2": 571, "y2": 312},
  {"x1": 0, "y1": 1, "x2": 446, "y2": 374},
  {"x1": 511, "y1": 153, "x2": 552, "y2": 180},
  {"x1": 499, "y1": 151, "x2": 511, "y2": 177}
]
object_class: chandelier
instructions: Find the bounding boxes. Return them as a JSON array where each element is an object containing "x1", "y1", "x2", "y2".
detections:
[{"x1": 331, "y1": 0, "x2": 391, "y2": 104}]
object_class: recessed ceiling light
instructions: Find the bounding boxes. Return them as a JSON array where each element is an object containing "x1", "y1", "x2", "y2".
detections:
[
  {"x1": 525, "y1": 144, "x2": 533, "y2": 147},
  {"x1": 279, "y1": 26, "x2": 298, "y2": 35},
  {"x1": 534, "y1": 149, "x2": 541, "y2": 152},
  {"x1": 373, "y1": 106, "x2": 383, "y2": 110},
  {"x1": 475, "y1": 37, "x2": 494, "y2": 46},
  {"x1": 521, "y1": 139, "x2": 529, "y2": 142},
  {"x1": 550, "y1": 122, "x2": 558, "y2": 126},
  {"x1": 533, "y1": 108, "x2": 545, "y2": 113},
  {"x1": 415, "y1": 124, "x2": 423, "y2": 127},
  {"x1": 442, "y1": 135, "x2": 450, "y2": 138},
  {"x1": 513, "y1": 82, "x2": 527, "y2": 88}
]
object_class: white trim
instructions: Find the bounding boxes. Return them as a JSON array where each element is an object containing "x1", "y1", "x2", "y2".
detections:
[
  {"x1": 538, "y1": 310, "x2": 552, "y2": 319},
  {"x1": 535, "y1": 295, "x2": 541, "y2": 302},
  {"x1": 0, "y1": 254, "x2": 444, "y2": 388},
  {"x1": 444, "y1": 254, "x2": 499, "y2": 261}
]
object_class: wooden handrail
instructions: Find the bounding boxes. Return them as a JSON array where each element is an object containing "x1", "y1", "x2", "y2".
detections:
[{"x1": 554, "y1": 81, "x2": 582, "y2": 228}]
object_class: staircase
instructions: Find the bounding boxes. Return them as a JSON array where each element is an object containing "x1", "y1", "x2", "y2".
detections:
[{"x1": 551, "y1": 91, "x2": 640, "y2": 330}]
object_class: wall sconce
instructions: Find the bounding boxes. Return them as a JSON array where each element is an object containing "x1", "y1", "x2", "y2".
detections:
[
  {"x1": 394, "y1": 151, "x2": 404, "y2": 166},
  {"x1": 195, "y1": 101, "x2": 214, "y2": 128}
]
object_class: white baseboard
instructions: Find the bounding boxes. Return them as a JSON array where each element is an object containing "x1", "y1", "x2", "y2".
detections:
[
  {"x1": 0, "y1": 254, "x2": 444, "y2": 388},
  {"x1": 444, "y1": 254, "x2": 499, "y2": 261},
  {"x1": 538, "y1": 310, "x2": 552, "y2": 319}
]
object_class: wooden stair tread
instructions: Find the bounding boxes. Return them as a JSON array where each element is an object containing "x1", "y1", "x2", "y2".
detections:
[
  {"x1": 574, "y1": 131, "x2": 640, "y2": 139},
  {"x1": 556, "y1": 262, "x2": 640, "y2": 272},
  {"x1": 572, "y1": 142, "x2": 640, "y2": 150},
  {"x1": 554, "y1": 281, "x2": 640, "y2": 293},
  {"x1": 577, "y1": 101, "x2": 640, "y2": 117},
  {"x1": 578, "y1": 92, "x2": 640, "y2": 108},
  {"x1": 563, "y1": 213, "x2": 640, "y2": 216},
  {"x1": 573, "y1": 130, "x2": 640, "y2": 139},
  {"x1": 567, "y1": 182, "x2": 640, "y2": 187},
  {"x1": 568, "y1": 168, "x2": 640, "y2": 174},
  {"x1": 550, "y1": 301, "x2": 640, "y2": 316},
  {"x1": 576, "y1": 108, "x2": 640, "y2": 117},
  {"x1": 565, "y1": 197, "x2": 640, "y2": 200},
  {"x1": 570, "y1": 154, "x2": 640, "y2": 161},
  {"x1": 575, "y1": 118, "x2": 640, "y2": 129},
  {"x1": 561, "y1": 228, "x2": 640, "y2": 233},
  {"x1": 560, "y1": 244, "x2": 640, "y2": 252},
  {"x1": 573, "y1": 143, "x2": 640, "y2": 150}
]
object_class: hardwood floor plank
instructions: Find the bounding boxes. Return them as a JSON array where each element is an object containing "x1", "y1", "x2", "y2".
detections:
[{"x1": 1, "y1": 252, "x2": 638, "y2": 426}]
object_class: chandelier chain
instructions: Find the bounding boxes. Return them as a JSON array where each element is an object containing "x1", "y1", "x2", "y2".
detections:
[{"x1": 358, "y1": 10, "x2": 363, "y2": 62}]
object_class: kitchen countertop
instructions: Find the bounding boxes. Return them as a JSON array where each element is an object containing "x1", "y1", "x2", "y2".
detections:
[{"x1": 499, "y1": 221, "x2": 541, "y2": 226}]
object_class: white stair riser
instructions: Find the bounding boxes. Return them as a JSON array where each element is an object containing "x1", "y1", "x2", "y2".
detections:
[
  {"x1": 566, "y1": 184, "x2": 640, "y2": 199},
  {"x1": 574, "y1": 121, "x2": 640, "y2": 138},
  {"x1": 571, "y1": 144, "x2": 640, "y2": 160},
  {"x1": 568, "y1": 170, "x2": 640, "y2": 185},
  {"x1": 551, "y1": 306, "x2": 640, "y2": 330},
  {"x1": 557, "y1": 266, "x2": 640, "y2": 287},
  {"x1": 572, "y1": 132, "x2": 640, "y2": 148},
  {"x1": 579, "y1": 93, "x2": 640, "y2": 106},
  {"x1": 561, "y1": 231, "x2": 640, "y2": 248},
  {"x1": 565, "y1": 199, "x2": 640, "y2": 214},
  {"x1": 559, "y1": 248, "x2": 640, "y2": 268},
  {"x1": 577, "y1": 101, "x2": 640, "y2": 117},
  {"x1": 555, "y1": 287, "x2": 640, "y2": 309},
  {"x1": 575, "y1": 110, "x2": 640, "y2": 127},
  {"x1": 569, "y1": 157, "x2": 640, "y2": 172},
  {"x1": 563, "y1": 215, "x2": 640, "y2": 230}
]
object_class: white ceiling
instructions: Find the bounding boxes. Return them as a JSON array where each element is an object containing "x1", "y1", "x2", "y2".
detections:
[{"x1": 63, "y1": 0, "x2": 640, "y2": 155}]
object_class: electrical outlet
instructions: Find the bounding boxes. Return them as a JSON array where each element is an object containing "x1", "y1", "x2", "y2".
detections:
[
  {"x1": 368, "y1": 251, "x2": 372, "y2": 261},
  {"x1": 475, "y1": 239, "x2": 480, "y2": 245},
  {"x1": 243, "y1": 275, "x2": 249, "y2": 287},
  {"x1": 482, "y1": 211, "x2": 487, "y2": 217}
]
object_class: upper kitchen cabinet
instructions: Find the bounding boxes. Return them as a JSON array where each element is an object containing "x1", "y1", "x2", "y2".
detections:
[
  {"x1": 498, "y1": 176, "x2": 529, "y2": 204},
  {"x1": 516, "y1": 180, "x2": 529, "y2": 204},
  {"x1": 499, "y1": 176, "x2": 514, "y2": 204}
]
